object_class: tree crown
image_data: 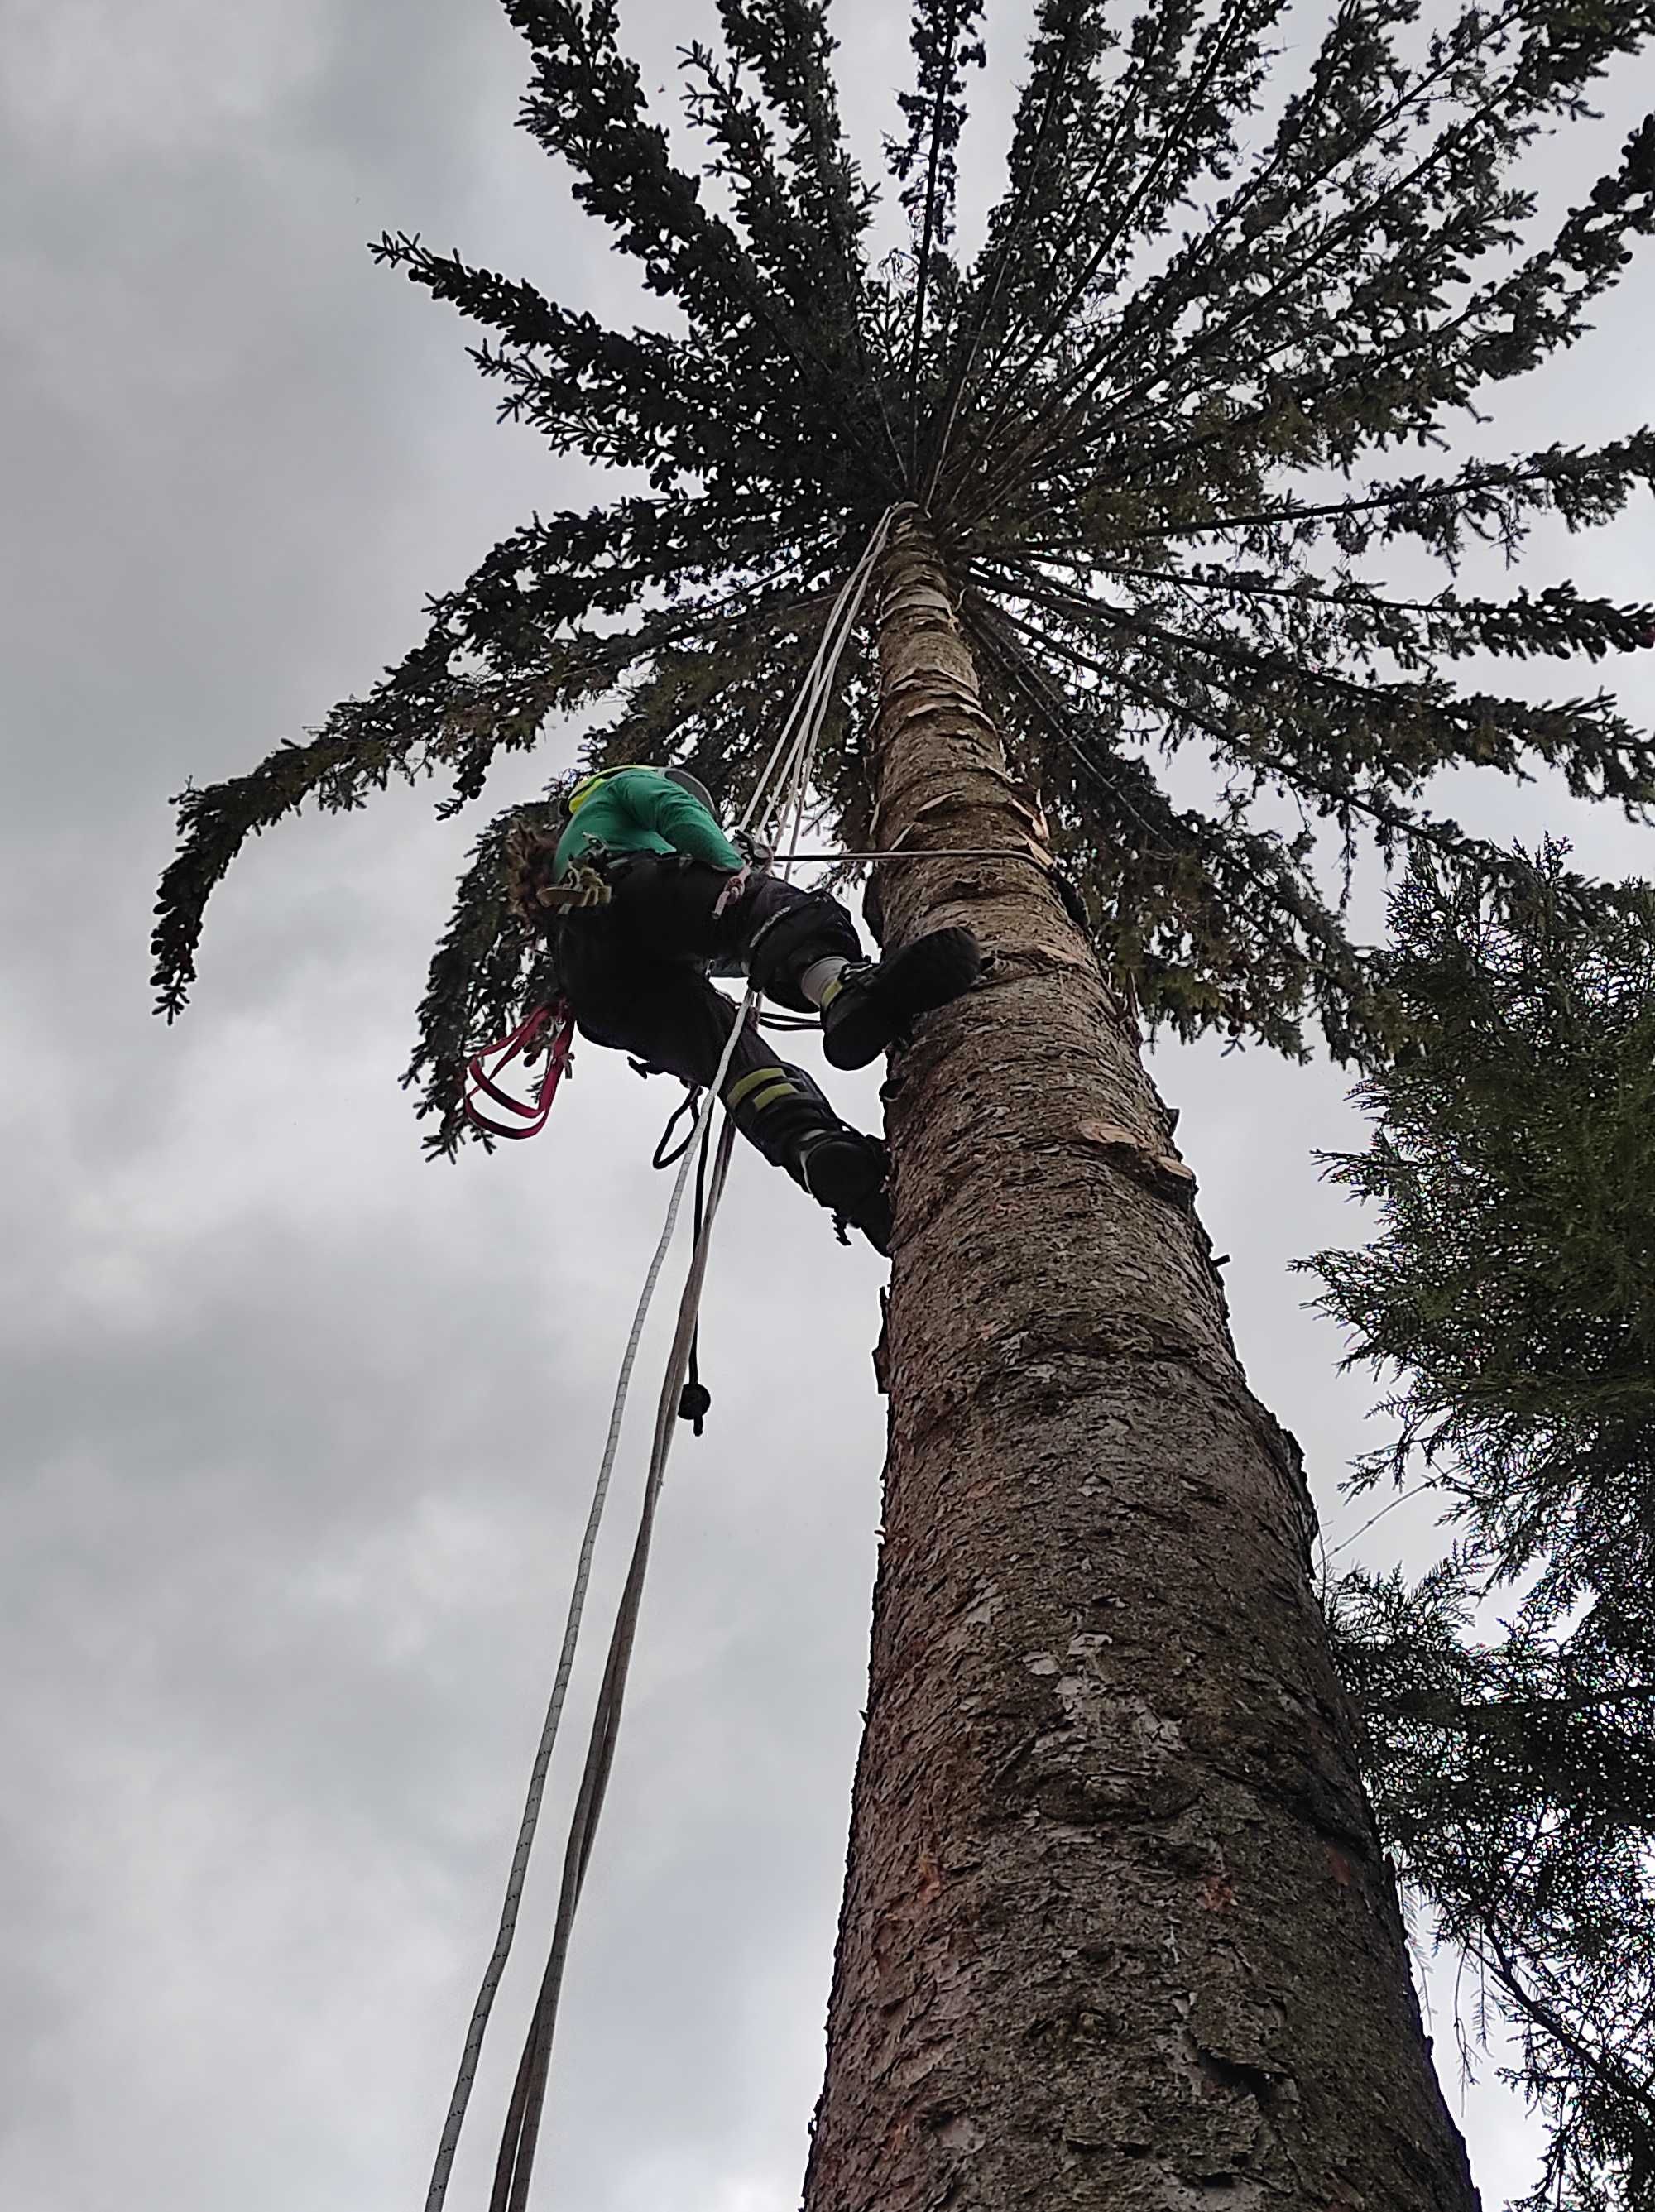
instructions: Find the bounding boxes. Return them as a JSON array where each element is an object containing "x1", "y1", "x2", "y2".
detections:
[{"x1": 150, "y1": 0, "x2": 1655, "y2": 1154}]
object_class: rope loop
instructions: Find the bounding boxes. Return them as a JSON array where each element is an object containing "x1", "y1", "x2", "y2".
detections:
[
  {"x1": 650, "y1": 1087, "x2": 703, "y2": 1172},
  {"x1": 463, "y1": 1005, "x2": 573, "y2": 1140}
]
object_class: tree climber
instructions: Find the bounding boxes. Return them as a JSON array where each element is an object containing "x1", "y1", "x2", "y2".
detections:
[{"x1": 508, "y1": 765, "x2": 981, "y2": 1253}]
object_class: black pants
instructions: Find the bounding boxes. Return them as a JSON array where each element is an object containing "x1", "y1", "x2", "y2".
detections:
[{"x1": 557, "y1": 857, "x2": 866, "y2": 1176}]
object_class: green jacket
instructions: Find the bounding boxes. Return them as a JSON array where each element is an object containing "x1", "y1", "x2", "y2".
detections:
[{"x1": 552, "y1": 766, "x2": 743, "y2": 880}]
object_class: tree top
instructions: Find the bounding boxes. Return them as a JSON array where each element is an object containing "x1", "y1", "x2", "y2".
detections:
[{"x1": 151, "y1": 0, "x2": 1655, "y2": 1153}]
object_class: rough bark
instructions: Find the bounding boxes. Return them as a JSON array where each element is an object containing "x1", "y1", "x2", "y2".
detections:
[{"x1": 799, "y1": 517, "x2": 1480, "y2": 2212}]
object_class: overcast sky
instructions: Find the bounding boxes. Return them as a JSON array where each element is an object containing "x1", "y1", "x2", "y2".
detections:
[{"x1": 2, "y1": 4, "x2": 1651, "y2": 2208}]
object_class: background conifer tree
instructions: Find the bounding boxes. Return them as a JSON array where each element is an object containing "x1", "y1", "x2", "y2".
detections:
[
  {"x1": 151, "y1": 3, "x2": 1655, "y2": 2205},
  {"x1": 1304, "y1": 842, "x2": 1655, "y2": 2212}
]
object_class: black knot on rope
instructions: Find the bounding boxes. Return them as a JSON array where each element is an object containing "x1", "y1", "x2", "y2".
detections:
[{"x1": 677, "y1": 1380, "x2": 712, "y2": 1434}]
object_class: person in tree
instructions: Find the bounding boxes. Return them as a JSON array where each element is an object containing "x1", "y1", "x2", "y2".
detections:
[{"x1": 508, "y1": 763, "x2": 981, "y2": 1252}]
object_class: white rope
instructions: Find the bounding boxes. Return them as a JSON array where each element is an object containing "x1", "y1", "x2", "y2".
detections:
[
  {"x1": 741, "y1": 503, "x2": 905, "y2": 847},
  {"x1": 421, "y1": 1052, "x2": 733, "y2": 2212},
  {"x1": 423, "y1": 501, "x2": 902, "y2": 2212}
]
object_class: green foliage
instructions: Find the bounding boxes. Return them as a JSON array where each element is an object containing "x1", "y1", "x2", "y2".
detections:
[
  {"x1": 151, "y1": 0, "x2": 1655, "y2": 1156},
  {"x1": 1302, "y1": 844, "x2": 1655, "y2": 2210},
  {"x1": 1331, "y1": 1562, "x2": 1655, "y2": 2212},
  {"x1": 1309, "y1": 843, "x2": 1655, "y2": 1602}
]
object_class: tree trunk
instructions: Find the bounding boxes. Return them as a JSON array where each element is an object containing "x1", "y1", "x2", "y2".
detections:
[{"x1": 799, "y1": 517, "x2": 1479, "y2": 2212}]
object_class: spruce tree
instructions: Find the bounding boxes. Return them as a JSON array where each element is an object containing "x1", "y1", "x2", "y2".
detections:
[
  {"x1": 1303, "y1": 843, "x2": 1655, "y2": 2212},
  {"x1": 151, "y1": 4, "x2": 1655, "y2": 2205}
]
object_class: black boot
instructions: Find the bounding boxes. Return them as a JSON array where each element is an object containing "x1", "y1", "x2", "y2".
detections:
[
  {"x1": 797, "y1": 1130, "x2": 892, "y2": 1255},
  {"x1": 819, "y1": 927, "x2": 981, "y2": 1070}
]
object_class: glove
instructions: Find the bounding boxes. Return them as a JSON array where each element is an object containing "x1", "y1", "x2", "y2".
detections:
[
  {"x1": 731, "y1": 827, "x2": 773, "y2": 870},
  {"x1": 712, "y1": 864, "x2": 752, "y2": 919}
]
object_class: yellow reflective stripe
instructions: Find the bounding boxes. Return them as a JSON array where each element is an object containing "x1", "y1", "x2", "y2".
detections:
[
  {"x1": 818, "y1": 973, "x2": 847, "y2": 1008},
  {"x1": 726, "y1": 1065, "x2": 789, "y2": 1111},
  {"x1": 745, "y1": 1080, "x2": 799, "y2": 1117},
  {"x1": 566, "y1": 768, "x2": 621, "y2": 815}
]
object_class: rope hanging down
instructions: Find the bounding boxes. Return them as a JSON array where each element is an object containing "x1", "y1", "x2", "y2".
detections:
[
  {"x1": 490, "y1": 1101, "x2": 741, "y2": 2212},
  {"x1": 423, "y1": 502, "x2": 904, "y2": 2212}
]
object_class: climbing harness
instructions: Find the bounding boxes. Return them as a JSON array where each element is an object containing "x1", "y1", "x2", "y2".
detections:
[{"x1": 425, "y1": 502, "x2": 905, "y2": 2212}]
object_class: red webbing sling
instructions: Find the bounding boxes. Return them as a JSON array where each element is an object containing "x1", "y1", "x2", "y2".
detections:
[{"x1": 463, "y1": 1002, "x2": 574, "y2": 1140}]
